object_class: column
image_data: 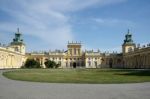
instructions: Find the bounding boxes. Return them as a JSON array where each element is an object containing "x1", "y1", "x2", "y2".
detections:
[{"x1": 42, "y1": 57, "x2": 46, "y2": 68}]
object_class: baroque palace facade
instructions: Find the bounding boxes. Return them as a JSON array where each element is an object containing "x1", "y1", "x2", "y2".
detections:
[
  {"x1": 0, "y1": 29, "x2": 26, "y2": 69},
  {"x1": 0, "y1": 29, "x2": 150, "y2": 69}
]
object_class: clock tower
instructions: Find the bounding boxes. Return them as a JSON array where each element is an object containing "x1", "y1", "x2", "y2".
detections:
[
  {"x1": 122, "y1": 29, "x2": 135, "y2": 55},
  {"x1": 10, "y1": 28, "x2": 26, "y2": 55}
]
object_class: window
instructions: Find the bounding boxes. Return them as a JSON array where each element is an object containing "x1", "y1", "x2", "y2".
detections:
[
  {"x1": 70, "y1": 62, "x2": 73, "y2": 66},
  {"x1": 70, "y1": 49, "x2": 72, "y2": 55},
  {"x1": 59, "y1": 58, "x2": 61, "y2": 60},
  {"x1": 128, "y1": 47, "x2": 133, "y2": 52},
  {"x1": 77, "y1": 62, "x2": 80, "y2": 66},
  {"x1": 15, "y1": 47, "x2": 19, "y2": 51},
  {"x1": 117, "y1": 59, "x2": 121, "y2": 63},
  {"x1": 78, "y1": 49, "x2": 80, "y2": 55},
  {"x1": 66, "y1": 62, "x2": 68, "y2": 67},
  {"x1": 88, "y1": 61, "x2": 91, "y2": 66},
  {"x1": 95, "y1": 61, "x2": 97, "y2": 67},
  {"x1": 101, "y1": 58, "x2": 104, "y2": 61},
  {"x1": 74, "y1": 48, "x2": 76, "y2": 55}
]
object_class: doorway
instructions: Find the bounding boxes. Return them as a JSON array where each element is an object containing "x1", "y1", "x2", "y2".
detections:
[
  {"x1": 73, "y1": 62, "x2": 76, "y2": 68},
  {"x1": 109, "y1": 59, "x2": 113, "y2": 68}
]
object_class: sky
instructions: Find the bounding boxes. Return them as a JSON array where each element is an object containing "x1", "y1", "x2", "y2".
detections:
[{"x1": 0, "y1": 0, "x2": 150, "y2": 52}]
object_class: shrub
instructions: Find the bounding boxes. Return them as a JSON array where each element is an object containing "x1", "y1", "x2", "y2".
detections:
[
  {"x1": 24, "y1": 59, "x2": 41, "y2": 68},
  {"x1": 55, "y1": 63, "x2": 60, "y2": 68},
  {"x1": 44, "y1": 60, "x2": 59, "y2": 68}
]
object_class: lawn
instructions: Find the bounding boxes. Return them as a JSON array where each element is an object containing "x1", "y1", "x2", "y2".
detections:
[{"x1": 3, "y1": 69, "x2": 150, "y2": 84}]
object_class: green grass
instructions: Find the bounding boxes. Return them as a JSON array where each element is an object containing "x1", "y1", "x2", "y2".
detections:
[{"x1": 3, "y1": 69, "x2": 150, "y2": 84}]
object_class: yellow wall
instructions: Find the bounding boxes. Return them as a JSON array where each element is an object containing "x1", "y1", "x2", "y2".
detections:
[{"x1": 0, "y1": 47, "x2": 25, "y2": 69}]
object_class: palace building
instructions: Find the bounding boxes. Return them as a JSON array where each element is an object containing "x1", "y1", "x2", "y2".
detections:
[
  {"x1": 26, "y1": 42, "x2": 102, "y2": 68},
  {"x1": 0, "y1": 29, "x2": 26, "y2": 69},
  {"x1": 0, "y1": 29, "x2": 150, "y2": 69}
]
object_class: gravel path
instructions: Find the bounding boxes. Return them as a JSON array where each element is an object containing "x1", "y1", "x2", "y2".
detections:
[{"x1": 0, "y1": 70, "x2": 150, "y2": 99}]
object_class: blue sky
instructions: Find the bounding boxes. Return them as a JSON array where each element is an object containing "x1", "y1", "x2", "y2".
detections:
[{"x1": 0, "y1": 0, "x2": 150, "y2": 52}]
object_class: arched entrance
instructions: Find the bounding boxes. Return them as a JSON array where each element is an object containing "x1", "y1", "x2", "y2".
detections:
[
  {"x1": 109, "y1": 58, "x2": 113, "y2": 68},
  {"x1": 73, "y1": 62, "x2": 76, "y2": 68}
]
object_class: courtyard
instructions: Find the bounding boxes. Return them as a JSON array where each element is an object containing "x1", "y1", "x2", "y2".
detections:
[
  {"x1": 3, "y1": 69, "x2": 150, "y2": 84},
  {"x1": 0, "y1": 69, "x2": 150, "y2": 99}
]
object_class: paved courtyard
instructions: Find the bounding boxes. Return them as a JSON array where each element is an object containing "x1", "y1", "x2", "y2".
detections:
[{"x1": 0, "y1": 70, "x2": 150, "y2": 99}]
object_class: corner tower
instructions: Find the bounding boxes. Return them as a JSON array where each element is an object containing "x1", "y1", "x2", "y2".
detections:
[
  {"x1": 10, "y1": 28, "x2": 26, "y2": 55},
  {"x1": 122, "y1": 29, "x2": 135, "y2": 55}
]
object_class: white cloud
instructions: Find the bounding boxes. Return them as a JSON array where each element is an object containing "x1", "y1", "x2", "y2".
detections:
[
  {"x1": 0, "y1": 0, "x2": 127, "y2": 50},
  {"x1": 92, "y1": 18, "x2": 135, "y2": 27}
]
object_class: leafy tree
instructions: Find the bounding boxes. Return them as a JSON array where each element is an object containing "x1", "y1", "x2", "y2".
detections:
[
  {"x1": 44, "y1": 60, "x2": 60, "y2": 68},
  {"x1": 23, "y1": 59, "x2": 41, "y2": 68}
]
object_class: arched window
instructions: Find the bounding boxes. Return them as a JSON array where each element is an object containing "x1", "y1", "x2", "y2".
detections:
[
  {"x1": 95, "y1": 61, "x2": 97, "y2": 67},
  {"x1": 70, "y1": 62, "x2": 73, "y2": 66},
  {"x1": 88, "y1": 61, "x2": 91, "y2": 66},
  {"x1": 74, "y1": 48, "x2": 76, "y2": 55}
]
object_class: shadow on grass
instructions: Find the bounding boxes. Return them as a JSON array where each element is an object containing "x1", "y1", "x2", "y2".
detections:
[{"x1": 116, "y1": 70, "x2": 150, "y2": 76}]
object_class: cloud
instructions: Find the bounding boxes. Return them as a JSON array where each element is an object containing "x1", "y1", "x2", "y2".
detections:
[
  {"x1": 92, "y1": 18, "x2": 135, "y2": 27},
  {"x1": 0, "y1": 0, "x2": 127, "y2": 51}
]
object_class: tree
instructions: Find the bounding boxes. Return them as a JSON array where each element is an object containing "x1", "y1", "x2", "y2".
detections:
[
  {"x1": 44, "y1": 60, "x2": 59, "y2": 68},
  {"x1": 23, "y1": 59, "x2": 41, "y2": 68}
]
